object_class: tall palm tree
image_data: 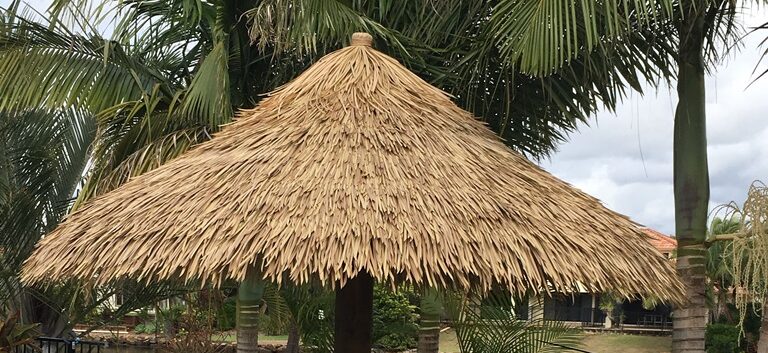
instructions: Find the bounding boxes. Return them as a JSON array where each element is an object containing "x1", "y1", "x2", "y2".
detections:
[
  {"x1": 0, "y1": 0, "x2": 686, "y2": 350},
  {"x1": 669, "y1": 2, "x2": 745, "y2": 351},
  {"x1": 504, "y1": 1, "x2": 768, "y2": 351}
]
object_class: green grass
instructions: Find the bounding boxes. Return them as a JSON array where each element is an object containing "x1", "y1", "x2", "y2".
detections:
[
  {"x1": 212, "y1": 332, "x2": 288, "y2": 343},
  {"x1": 439, "y1": 330, "x2": 461, "y2": 352},
  {"x1": 439, "y1": 330, "x2": 671, "y2": 353},
  {"x1": 581, "y1": 333, "x2": 671, "y2": 353}
]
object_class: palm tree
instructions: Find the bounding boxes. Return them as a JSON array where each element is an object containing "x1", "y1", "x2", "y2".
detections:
[
  {"x1": 417, "y1": 289, "x2": 442, "y2": 353},
  {"x1": 503, "y1": 1, "x2": 768, "y2": 350},
  {"x1": 0, "y1": 0, "x2": 688, "y2": 350},
  {"x1": 668, "y1": 2, "x2": 747, "y2": 351},
  {"x1": 0, "y1": 108, "x2": 181, "y2": 337},
  {"x1": 0, "y1": 108, "x2": 94, "y2": 336}
]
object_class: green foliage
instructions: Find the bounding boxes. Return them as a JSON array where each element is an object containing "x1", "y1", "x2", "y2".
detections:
[
  {"x1": 0, "y1": 108, "x2": 99, "y2": 335},
  {"x1": 711, "y1": 303, "x2": 761, "y2": 351},
  {"x1": 706, "y1": 323, "x2": 743, "y2": 353},
  {"x1": 160, "y1": 315, "x2": 227, "y2": 353},
  {"x1": 258, "y1": 311, "x2": 290, "y2": 336},
  {"x1": 642, "y1": 295, "x2": 661, "y2": 311},
  {"x1": 133, "y1": 322, "x2": 157, "y2": 334},
  {"x1": 488, "y1": 0, "x2": 675, "y2": 76},
  {"x1": 0, "y1": 107, "x2": 184, "y2": 336},
  {"x1": 599, "y1": 293, "x2": 623, "y2": 314},
  {"x1": 216, "y1": 297, "x2": 236, "y2": 331},
  {"x1": 0, "y1": 109, "x2": 94, "y2": 299},
  {"x1": 157, "y1": 304, "x2": 186, "y2": 337},
  {"x1": 260, "y1": 283, "x2": 291, "y2": 335},
  {"x1": 739, "y1": 306, "x2": 762, "y2": 343},
  {"x1": 283, "y1": 286, "x2": 335, "y2": 353},
  {"x1": 0, "y1": 0, "x2": 685, "y2": 194},
  {"x1": 446, "y1": 292, "x2": 583, "y2": 353},
  {"x1": 0, "y1": 312, "x2": 40, "y2": 351},
  {"x1": 715, "y1": 182, "x2": 768, "y2": 336},
  {"x1": 372, "y1": 285, "x2": 418, "y2": 351}
]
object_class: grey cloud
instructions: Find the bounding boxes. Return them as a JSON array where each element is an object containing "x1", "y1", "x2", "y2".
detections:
[{"x1": 543, "y1": 19, "x2": 768, "y2": 235}]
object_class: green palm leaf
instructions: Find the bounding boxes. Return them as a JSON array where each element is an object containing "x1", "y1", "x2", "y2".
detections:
[
  {"x1": 181, "y1": 41, "x2": 233, "y2": 126},
  {"x1": 0, "y1": 108, "x2": 94, "y2": 307},
  {"x1": 446, "y1": 292, "x2": 583, "y2": 353},
  {"x1": 489, "y1": 0, "x2": 675, "y2": 76},
  {"x1": 0, "y1": 15, "x2": 174, "y2": 114}
]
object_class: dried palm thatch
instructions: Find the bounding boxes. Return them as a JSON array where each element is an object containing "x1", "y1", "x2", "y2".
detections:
[{"x1": 23, "y1": 33, "x2": 683, "y2": 302}]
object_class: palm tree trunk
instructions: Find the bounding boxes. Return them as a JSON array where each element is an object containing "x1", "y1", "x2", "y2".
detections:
[
  {"x1": 418, "y1": 289, "x2": 441, "y2": 353},
  {"x1": 672, "y1": 2, "x2": 710, "y2": 352},
  {"x1": 417, "y1": 326, "x2": 440, "y2": 353},
  {"x1": 334, "y1": 272, "x2": 374, "y2": 353},
  {"x1": 285, "y1": 321, "x2": 300, "y2": 353},
  {"x1": 237, "y1": 272, "x2": 265, "y2": 353}
]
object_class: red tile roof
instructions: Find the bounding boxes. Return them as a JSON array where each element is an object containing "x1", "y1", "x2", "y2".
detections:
[{"x1": 640, "y1": 227, "x2": 677, "y2": 253}]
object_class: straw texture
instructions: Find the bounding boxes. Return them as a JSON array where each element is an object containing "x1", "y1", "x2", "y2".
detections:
[{"x1": 22, "y1": 34, "x2": 683, "y2": 301}]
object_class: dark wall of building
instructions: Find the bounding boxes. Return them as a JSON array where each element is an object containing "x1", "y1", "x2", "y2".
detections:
[{"x1": 544, "y1": 294, "x2": 594, "y2": 322}]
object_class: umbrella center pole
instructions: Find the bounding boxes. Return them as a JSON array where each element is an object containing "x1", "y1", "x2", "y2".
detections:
[{"x1": 334, "y1": 271, "x2": 374, "y2": 353}]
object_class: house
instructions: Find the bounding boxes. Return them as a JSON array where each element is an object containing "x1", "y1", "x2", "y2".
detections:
[
  {"x1": 529, "y1": 227, "x2": 678, "y2": 332},
  {"x1": 642, "y1": 227, "x2": 677, "y2": 259}
]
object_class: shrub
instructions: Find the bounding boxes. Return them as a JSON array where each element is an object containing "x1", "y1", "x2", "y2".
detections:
[
  {"x1": 160, "y1": 316, "x2": 227, "y2": 353},
  {"x1": 216, "y1": 297, "x2": 236, "y2": 331},
  {"x1": 258, "y1": 312, "x2": 289, "y2": 336},
  {"x1": 133, "y1": 322, "x2": 157, "y2": 334},
  {"x1": 706, "y1": 323, "x2": 743, "y2": 353},
  {"x1": 372, "y1": 285, "x2": 418, "y2": 351},
  {"x1": 713, "y1": 303, "x2": 761, "y2": 352},
  {"x1": 157, "y1": 305, "x2": 186, "y2": 338}
]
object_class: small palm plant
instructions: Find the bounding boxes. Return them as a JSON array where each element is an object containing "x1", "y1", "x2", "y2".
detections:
[
  {"x1": 446, "y1": 292, "x2": 583, "y2": 353},
  {"x1": 0, "y1": 312, "x2": 40, "y2": 352}
]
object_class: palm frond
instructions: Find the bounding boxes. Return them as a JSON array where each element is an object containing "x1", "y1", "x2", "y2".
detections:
[
  {"x1": 181, "y1": 41, "x2": 233, "y2": 126},
  {"x1": 0, "y1": 109, "x2": 94, "y2": 316},
  {"x1": 702, "y1": 0, "x2": 743, "y2": 67},
  {"x1": 247, "y1": 0, "x2": 404, "y2": 55},
  {"x1": 0, "y1": 109, "x2": 94, "y2": 265},
  {"x1": 76, "y1": 124, "x2": 210, "y2": 207},
  {"x1": 242, "y1": 0, "x2": 680, "y2": 157},
  {"x1": 0, "y1": 141, "x2": 9, "y2": 208},
  {"x1": 281, "y1": 285, "x2": 335, "y2": 353},
  {"x1": 446, "y1": 292, "x2": 583, "y2": 353},
  {"x1": 489, "y1": 0, "x2": 676, "y2": 76},
  {"x1": 72, "y1": 85, "x2": 214, "y2": 205},
  {"x1": 0, "y1": 14, "x2": 174, "y2": 114}
]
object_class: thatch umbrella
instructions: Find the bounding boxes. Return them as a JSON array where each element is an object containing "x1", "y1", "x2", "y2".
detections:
[{"x1": 23, "y1": 33, "x2": 683, "y2": 352}]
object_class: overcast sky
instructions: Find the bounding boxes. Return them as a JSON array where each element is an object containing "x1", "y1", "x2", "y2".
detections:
[
  {"x1": 5, "y1": 1, "x2": 768, "y2": 235},
  {"x1": 542, "y1": 12, "x2": 768, "y2": 235}
]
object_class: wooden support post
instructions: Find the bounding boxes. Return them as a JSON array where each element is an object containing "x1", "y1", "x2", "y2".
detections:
[{"x1": 335, "y1": 272, "x2": 374, "y2": 353}]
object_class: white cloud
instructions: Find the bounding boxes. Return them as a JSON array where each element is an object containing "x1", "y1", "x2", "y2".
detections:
[{"x1": 543, "y1": 12, "x2": 768, "y2": 235}]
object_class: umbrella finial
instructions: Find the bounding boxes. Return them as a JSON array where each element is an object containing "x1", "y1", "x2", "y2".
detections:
[{"x1": 351, "y1": 32, "x2": 373, "y2": 47}]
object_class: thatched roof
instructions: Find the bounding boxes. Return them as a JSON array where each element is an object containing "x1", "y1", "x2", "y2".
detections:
[{"x1": 23, "y1": 33, "x2": 683, "y2": 301}]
